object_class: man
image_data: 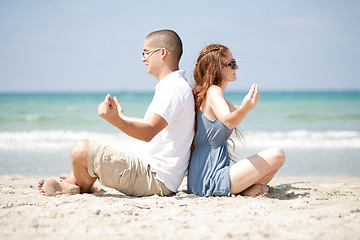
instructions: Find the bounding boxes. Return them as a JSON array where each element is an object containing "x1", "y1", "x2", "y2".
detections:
[{"x1": 38, "y1": 30, "x2": 195, "y2": 196}]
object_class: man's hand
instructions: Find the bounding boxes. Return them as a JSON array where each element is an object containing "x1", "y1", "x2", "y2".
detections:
[
  {"x1": 97, "y1": 94, "x2": 168, "y2": 142},
  {"x1": 98, "y1": 94, "x2": 123, "y2": 126},
  {"x1": 113, "y1": 96, "x2": 125, "y2": 118}
]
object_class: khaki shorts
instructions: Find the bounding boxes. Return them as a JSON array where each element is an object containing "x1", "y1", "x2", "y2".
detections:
[{"x1": 87, "y1": 141, "x2": 173, "y2": 197}]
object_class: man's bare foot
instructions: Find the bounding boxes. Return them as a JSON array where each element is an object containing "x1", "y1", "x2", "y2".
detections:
[
  {"x1": 40, "y1": 178, "x2": 80, "y2": 196},
  {"x1": 38, "y1": 174, "x2": 70, "y2": 189},
  {"x1": 240, "y1": 184, "x2": 269, "y2": 197},
  {"x1": 39, "y1": 174, "x2": 99, "y2": 195},
  {"x1": 38, "y1": 178, "x2": 46, "y2": 190}
]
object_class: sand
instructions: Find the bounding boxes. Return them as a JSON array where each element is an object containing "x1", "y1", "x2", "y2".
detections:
[{"x1": 1, "y1": 175, "x2": 360, "y2": 240}]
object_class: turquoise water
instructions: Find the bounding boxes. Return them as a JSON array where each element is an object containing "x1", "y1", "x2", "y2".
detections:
[
  {"x1": 0, "y1": 91, "x2": 359, "y2": 176},
  {"x1": 0, "y1": 92, "x2": 152, "y2": 132},
  {"x1": 1, "y1": 91, "x2": 359, "y2": 132},
  {"x1": 227, "y1": 91, "x2": 360, "y2": 131}
]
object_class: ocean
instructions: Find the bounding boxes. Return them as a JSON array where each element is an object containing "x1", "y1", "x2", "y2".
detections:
[{"x1": 0, "y1": 91, "x2": 359, "y2": 177}]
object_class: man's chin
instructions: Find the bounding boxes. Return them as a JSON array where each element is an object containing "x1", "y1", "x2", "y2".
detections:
[{"x1": 146, "y1": 68, "x2": 153, "y2": 75}]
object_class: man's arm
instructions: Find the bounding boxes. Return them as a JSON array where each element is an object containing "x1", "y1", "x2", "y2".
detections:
[
  {"x1": 98, "y1": 94, "x2": 168, "y2": 142},
  {"x1": 114, "y1": 96, "x2": 145, "y2": 123}
]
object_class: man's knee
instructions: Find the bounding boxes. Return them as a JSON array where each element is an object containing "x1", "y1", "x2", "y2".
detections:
[{"x1": 71, "y1": 139, "x2": 89, "y2": 166}]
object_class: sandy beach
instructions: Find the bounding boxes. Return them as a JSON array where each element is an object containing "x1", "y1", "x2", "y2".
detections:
[{"x1": 0, "y1": 175, "x2": 359, "y2": 240}]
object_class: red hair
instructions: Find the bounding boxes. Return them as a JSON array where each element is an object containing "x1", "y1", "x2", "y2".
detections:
[
  {"x1": 191, "y1": 44, "x2": 243, "y2": 162},
  {"x1": 193, "y1": 44, "x2": 229, "y2": 111}
]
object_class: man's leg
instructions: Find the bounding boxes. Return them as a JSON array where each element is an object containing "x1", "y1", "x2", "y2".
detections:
[
  {"x1": 67, "y1": 139, "x2": 97, "y2": 193},
  {"x1": 38, "y1": 139, "x2": 98, "y2": 196}
]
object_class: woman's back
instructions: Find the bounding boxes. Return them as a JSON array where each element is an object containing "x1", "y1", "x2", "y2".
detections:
[
  {"x1": 189, "y1": 43, "x2": 285, "y2": 197},
  {"x1": 187, "y1": 110, "x2": 233, "y2": 196}
]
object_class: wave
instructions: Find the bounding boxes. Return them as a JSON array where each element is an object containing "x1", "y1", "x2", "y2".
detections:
[
  {"x1": 0, "y1": 114, "x2": 100, "y2": 128},
  {"x1": 286, "y1": 113, "x2": 360, "y2": 123},
  {"x1": 1, "y1": 130, "x2": 360, "y2": 151},
  {"x1": 239, "y1": 130, "x2": 360, "y2": 149},
  {"x1": 0, "y1": 130, "x2": 137, "y2": 151}
]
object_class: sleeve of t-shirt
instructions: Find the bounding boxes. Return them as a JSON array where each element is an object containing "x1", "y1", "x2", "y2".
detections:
[{"x1": 149, "y1": 84, "x2": 184, "y2": 125}]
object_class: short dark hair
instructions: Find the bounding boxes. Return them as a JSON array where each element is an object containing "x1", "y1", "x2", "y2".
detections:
[{"x1": 146, "y1": 29, "x2": 183, "y2": 63}]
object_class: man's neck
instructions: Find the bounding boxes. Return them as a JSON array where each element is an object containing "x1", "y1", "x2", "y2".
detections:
[{"x1": 157, "y1": 66, "x2": 179, "y2": 81}]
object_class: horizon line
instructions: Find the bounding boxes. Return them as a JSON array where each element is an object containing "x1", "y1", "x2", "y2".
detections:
[{"x1": 1, "y1": 89, "x2": 360, "y2": 94}]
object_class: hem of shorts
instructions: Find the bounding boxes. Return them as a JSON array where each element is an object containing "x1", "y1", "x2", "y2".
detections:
[
  {"x1": 153, "y1": 174, "x2": 176, "y2": 194},
  {"x1": 226, "y1": 167, "x2": 231, "y2": 196},
  {"x1": 86, "y1": 140, "x2": 97, "y2": 178},
  {"x1": 156, "y1": 182, "x2": 174, "y2": 197},
  {"x1": 147, "y1": 164, "x2": 177, "y2": 193},
  {"x1": 203, "y1": 190, "x2": 231, "y2": 197}
]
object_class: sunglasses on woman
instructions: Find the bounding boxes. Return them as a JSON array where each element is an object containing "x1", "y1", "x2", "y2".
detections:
[{"x1": 222, "y1": 59, "x2": 238, "y2": 70}]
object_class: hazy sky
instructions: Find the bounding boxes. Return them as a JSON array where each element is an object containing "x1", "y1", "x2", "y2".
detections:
[{"x1": 1, "y1": 1, "x2": 359, "y2": 92}]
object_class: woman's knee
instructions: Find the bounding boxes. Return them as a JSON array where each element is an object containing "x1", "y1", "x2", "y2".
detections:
[
  {"x1": 270, "y1": 147, "x2": 286, "y2": 168},
  {"x1": 71, "y1": 139, "x2": 89, "y2": 165}
]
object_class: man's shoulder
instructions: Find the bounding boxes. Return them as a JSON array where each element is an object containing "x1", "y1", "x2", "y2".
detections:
[
  {"x1": 160, "y1": 70, "x2": 187, "y2": 84},
  {"x1": 158, "y1": 73, "x2": 191, "y2": 93}
]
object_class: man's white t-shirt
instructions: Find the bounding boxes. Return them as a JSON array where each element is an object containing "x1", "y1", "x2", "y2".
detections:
[{"x1": 142, "y1": 70, "x2": 194, "y2": 192}]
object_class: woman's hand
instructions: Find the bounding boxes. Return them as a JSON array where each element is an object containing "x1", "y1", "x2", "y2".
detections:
[
  {"x1": 241, "y1": 84, "x2": 259, "y2": 112},
  {"x1": 207, "y1": 84, "x2": 259, "y2": 129}
]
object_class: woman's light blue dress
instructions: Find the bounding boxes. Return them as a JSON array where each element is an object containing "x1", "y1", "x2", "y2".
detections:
[{"x1": 187, "y1": 110, "x2": 233, "y2": 196}]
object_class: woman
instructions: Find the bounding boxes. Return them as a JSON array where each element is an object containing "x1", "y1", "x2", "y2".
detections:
[{"x1": 187, "y1": 44, "x2": 285, "y2": 197}]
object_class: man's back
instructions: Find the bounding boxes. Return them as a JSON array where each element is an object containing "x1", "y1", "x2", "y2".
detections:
[
  {"x1": 143, "y1": 70, "x2": 194, "y2": 192},
  {"x1": 38, "y1": 29, "x2": 194, "y2": 197}
]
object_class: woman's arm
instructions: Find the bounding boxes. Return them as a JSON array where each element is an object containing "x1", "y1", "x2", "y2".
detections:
[
  {"x1": 208, "y1": 84, "x2": 259, "y2": 129},
  {"x1": 225, "y1": 99, "x2": 238, "y2": 111}
]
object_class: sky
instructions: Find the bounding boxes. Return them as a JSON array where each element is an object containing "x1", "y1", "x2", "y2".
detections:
[{"x1": 0, "y1": 0, "x2": 359, "y2": 92}]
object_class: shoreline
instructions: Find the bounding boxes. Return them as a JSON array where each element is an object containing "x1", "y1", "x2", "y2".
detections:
[{"x1": 1, "y1": 175, "x2": 360, "y2": 240}]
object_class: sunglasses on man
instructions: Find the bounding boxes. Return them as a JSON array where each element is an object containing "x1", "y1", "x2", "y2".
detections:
[{"x1": 142, "y1": 48, "x2": 162, "y2": 60}]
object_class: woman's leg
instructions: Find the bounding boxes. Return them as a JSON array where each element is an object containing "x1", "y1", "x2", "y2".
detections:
[{"x1": 230, "y1": 147, "x2": 285, "y2": 195}]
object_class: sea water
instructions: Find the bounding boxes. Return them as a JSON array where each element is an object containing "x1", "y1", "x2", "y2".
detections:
[{"x1": 0, "y1": 91, "x2": 359, "y2": 176}]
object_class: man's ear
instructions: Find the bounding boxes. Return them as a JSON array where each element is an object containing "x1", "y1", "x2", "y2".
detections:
[{"x1": 160, "y1": 48, "x2": 168, "y2": 59}]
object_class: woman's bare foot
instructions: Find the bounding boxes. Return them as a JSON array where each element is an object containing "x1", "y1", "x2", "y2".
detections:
[
  {"x1": 240, "y1": 184, "x2": 269, "y2": 197},
  {"x1": 90, "y1": 185, "x2": 99, "y2": 193},
  {"x1": 59, "y1": 173, "x2": 69, "y2": 180},
  {"x1": 39, "y1": 178, "x2": 80, "y2": 196}
]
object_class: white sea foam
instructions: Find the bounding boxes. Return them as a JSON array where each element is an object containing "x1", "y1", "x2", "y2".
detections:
[
  {"x1": 0, "y1": 130, "x2": 359, "y2": 151},
  {"x1": 25, "y1": 114, "x2": 41, "y2": 122},
  {"x1": 240, "y1": 130, "x2": 360, "y2": 149},
  {"x1": 0, "y1": 130, "x2": 138, "y2": 151}
]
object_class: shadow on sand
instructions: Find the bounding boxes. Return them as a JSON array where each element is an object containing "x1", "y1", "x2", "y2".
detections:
[
  {"x1": 267, "y1": 182, "x2": 311, "y2": 200},
  {"x1": 92, "y1": 182, "x2": 311, "y2": 200}
]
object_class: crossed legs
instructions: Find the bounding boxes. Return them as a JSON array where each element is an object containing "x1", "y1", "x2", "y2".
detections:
[
  {"x1": 39, "y1": 143, "x2": 285, "y2": 197},
  {"x1": 38, "y1": 139, "x2": 98, "y2": 196},
  {"x1": 230, "y1": 147, "x2": 286, "y2": 197}
]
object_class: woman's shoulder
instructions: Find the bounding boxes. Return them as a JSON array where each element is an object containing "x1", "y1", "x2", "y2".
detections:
[
  {"x1": 208, "y1": 85, "x2": 222, "y2": 93},
  {"x1": 207, "y1": 85, "x2": 224, "y2": 99}
]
